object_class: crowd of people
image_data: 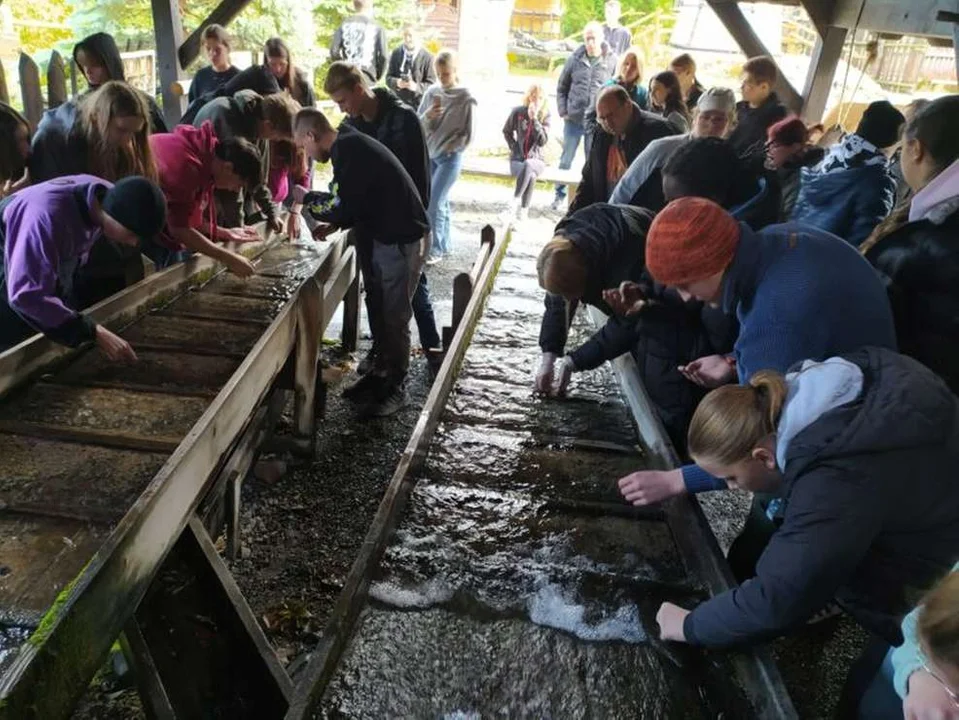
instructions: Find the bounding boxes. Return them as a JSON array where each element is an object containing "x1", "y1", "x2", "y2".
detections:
[{"x1": 0, "y1": 5, "x2": 958, "y2": 717}]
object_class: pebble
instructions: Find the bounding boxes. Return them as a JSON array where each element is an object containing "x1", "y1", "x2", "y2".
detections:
[{"x1": 254, "y1": 458, "x2": 287, "y2": 484}]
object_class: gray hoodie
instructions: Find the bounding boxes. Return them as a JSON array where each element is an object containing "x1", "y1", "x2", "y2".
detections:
[{"x1": 417, "y1": 85, "x2": 476, "y2": 159}]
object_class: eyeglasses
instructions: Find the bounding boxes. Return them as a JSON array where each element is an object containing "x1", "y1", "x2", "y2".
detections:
[{"x1": 922, "y1": 659, "x2": 959, "y2": 708}]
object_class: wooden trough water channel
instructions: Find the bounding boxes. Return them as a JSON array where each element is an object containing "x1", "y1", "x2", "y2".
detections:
[{"x1": 0, "y1": 220, "x2": 795, "y2": 718}]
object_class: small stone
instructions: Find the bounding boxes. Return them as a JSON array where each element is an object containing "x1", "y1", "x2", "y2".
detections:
[
  {"x1": 254, "y1": 458, "x2": 287, "y2": 484},
  {"x1": 240, "y1": 544, "x2": 252, "y2": 560}
]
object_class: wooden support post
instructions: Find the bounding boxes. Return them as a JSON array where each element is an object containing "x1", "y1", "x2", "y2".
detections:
[
  {"x1": 225, "y1": 471, "x2": 242, "y2": 562},
  {"x1": 47, "y1": 51, "x2": 68, "y2": 109},
  {"x1": 119, "y1": 621, "x2": 176, "y2": 720},
  {"x1": 0, "y1": 58, "x2": 8, "y2": 104},
  {"x1": 801, "y1": 25, "x2": 848, "y2": 124},
  {"x1": 18, "y1": 52, "x2": 43, "y2": 129},
  {"x1": 293, "y1": 278, "x2": 321, "y2": 456},
  {"x1": 150, "y1": 0, "x2": 187, "y2": 126},
  {"x1": 132, "y1": 518, "x2": 292, "y2": 717},
  {"x1": 341, "y1": 273, "x2": 361, "y2": 353},
  {"x1": 705, "y1": 0, "x2": 804, "y2": 112}
]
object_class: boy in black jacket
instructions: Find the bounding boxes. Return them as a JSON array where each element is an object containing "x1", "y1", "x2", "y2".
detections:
[{"x1": 293, "y1": 109, "x2": 429, "y2": 417}]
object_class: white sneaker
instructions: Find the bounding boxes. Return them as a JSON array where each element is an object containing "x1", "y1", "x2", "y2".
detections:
[{"x1": 516, "y1": 207, "x2": 528, "y2": 221}]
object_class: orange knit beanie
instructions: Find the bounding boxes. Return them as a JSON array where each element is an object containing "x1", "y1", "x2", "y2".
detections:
[{"x1": 645, "y1": 198, "x2": 741, "y2": 286}]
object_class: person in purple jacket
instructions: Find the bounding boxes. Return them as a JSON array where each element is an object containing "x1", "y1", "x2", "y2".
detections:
[{"x1": 0, "y1": 174, "x2": 166, "y2": 359}]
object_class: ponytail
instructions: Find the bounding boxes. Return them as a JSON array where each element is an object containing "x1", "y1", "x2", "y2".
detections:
[{"x1": 688, "y1": 370, "x2": 787, "y2": 466}]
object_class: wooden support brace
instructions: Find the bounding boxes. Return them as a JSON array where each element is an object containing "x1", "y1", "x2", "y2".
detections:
[
  {"x1": 150, "y1": 0, "x2": 187, "y2": 126},
  {"x1": 341, "y1": 273, "x2": 361, "y2": 353},
  {"x1": 0, "y1": 58, "x2": 9, "y2": 105},
  {"x1": 801, "y1": 25, "x2": 848, "y2": 124},
  {"x1": 293, "y1": 278, "x2": 321, "y2": 456},
  {"x1": 225, "y1": 471, "x2": 242, "y2": 562},
  {"x1": 119, "y1": 621, "x2": 176, "y2": 720}
]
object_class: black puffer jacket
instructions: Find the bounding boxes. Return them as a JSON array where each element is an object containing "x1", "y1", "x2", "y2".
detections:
[
  {"x1": 727, "y1": 93, "x2": 788, "y2": 162},
  {"x1": 346, "y1": 87, "x2": 430, "y2": 207},
  {"x1": 181, "y1": 65, "x2": 281, "y2": 126},
  {"x1": 502, "y1": 105, "x2": 550, "y2": 163},
  {"x1": 569, "y1": 105, "x2": 676, "y2": 214},
  {"x1": 685, "y1": 347, "x2": 959, "y2": 648},
  {"x1": 864, "y1": 204, "x2": 959, "y2": 395},
  {"x1": 73, "y1": 32, "x2": 168, "y2": 133},
  {"x1": 539, "y1": 204, "x2": 653, "y2": 363},
  {"x1": 556, "y1": 45, "x2": 617, "y2": 126}
]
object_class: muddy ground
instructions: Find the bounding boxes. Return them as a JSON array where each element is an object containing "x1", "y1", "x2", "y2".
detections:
[{"x1": 72, "y1": 179, "x2": 862, "y2": 719}]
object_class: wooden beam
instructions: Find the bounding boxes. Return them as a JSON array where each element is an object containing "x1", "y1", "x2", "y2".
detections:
[
  {"x1": 150, "y1": 0, "x2": 186, "y2": 126},
  {"x1": 177, "y1": 0, "x2": 256, "y2": 70},
  {"x1": 0, "y1": 58, "x2": 8, "y2": 104},
  {"x1": 800, "y1": 25, "x2": 847, "y2": 123},
  {"x1": 705, "y1": 0, "x2": 804, "y2": 112},
  {"x1": 831, "y1": 0, "x2": 956, "y2": 38}
]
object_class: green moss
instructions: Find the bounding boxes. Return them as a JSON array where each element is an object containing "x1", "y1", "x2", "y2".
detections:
[{"x1": 26, "y1": 563, "x2": 87, "y2": 649}]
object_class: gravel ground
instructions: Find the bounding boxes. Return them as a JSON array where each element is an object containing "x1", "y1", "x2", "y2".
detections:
[{"x1": 72, "y1": 179, "x2": 861, "y2": 719}]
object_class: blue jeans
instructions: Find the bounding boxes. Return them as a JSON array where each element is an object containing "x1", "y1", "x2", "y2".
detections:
[
  {"x1": 554, "y1": 119, "x2": 585, "y2": 201},
  {"x1": 428, "y1": 150, "x2": 464, "y2": 257},
  {"x1": 412, "y1": 271, "x2": 441, "y2": 350}
]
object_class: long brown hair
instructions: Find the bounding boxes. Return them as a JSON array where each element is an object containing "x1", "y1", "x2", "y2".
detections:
[
  {"x1": 651, "y1": 70, "x2": 690, "y2": 125},
  {"x1": 77, "y1": 81, "x2": 157, "y2": 183},
  {"x1": 264, "y1": 37, "x2": 310, "y2": 106},
  {"x1": 918, "y1": 569, "x2": 959, "y2": 672},
  {"x1": 688, "y1": 370, "x2": 787, "y2": 466},
  {"x1": 0, "y1": 102, "x2": 30, "y2": 184}
]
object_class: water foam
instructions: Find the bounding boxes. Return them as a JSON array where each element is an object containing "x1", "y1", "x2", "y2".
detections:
[
  {"x1": 368, "y1": 577, "x2": 455, "y2": 609},
  {"x1": 527, "y1": 584, "x2": 646, "y2": 643}
]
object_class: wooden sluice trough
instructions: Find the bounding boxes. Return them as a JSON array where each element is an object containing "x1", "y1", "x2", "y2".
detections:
[{"x1": 0, "y1": 232, "x2": 359, "y2": 719}]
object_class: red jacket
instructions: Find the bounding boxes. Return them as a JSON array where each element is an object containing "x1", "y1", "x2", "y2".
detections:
[{"x1": 149, "y1": 121, "x2": 218, "y2": 248}]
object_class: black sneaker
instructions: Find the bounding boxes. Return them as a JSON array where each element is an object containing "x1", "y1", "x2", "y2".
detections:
[
  {"x1": 425, "y1": 348, "x2": 445, "y2": 376},
  {"x1": 361, "y1": 382, "x2": 409, "y2": 418},
  {"x1": 356, "y1": 349, "x2": 376, "y2": 376},
  {"x1": 342, "y1": 371, "x2": 381, "y2": 401}
]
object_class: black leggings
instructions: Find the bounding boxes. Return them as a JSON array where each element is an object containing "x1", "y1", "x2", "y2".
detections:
[{"x1": 510, "y1": 159, "x2": 546, "y2": 208}]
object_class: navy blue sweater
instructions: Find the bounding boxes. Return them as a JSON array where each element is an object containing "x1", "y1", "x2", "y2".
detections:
[{"x1": 683, "y1": 222, "x2": 897, "y2": 492}]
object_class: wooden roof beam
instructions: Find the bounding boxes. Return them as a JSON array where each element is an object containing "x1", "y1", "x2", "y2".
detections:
[
  {"x1": 828, "y1": 0, "x2": 957, "y2": 38},
  {"x1": 177, "y1": 0, "x2": 256, "y2": 70},
  {"x1": 705, "y1": 0, "x2": 804, "y2": 112}
]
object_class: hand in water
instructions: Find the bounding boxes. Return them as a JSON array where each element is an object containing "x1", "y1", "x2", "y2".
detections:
[
  {"x1": 223, "y1": 226, "x2": 260, "y2": 243},
  {"x1": 678, "y1": 354, "x2": 737, "y2": 388},
  {"x1": 95, "y1": 325, "x2": 137, "y2": 363},
  {"x1": 286, "y1": 213, "x2": 301, "y2": 240},
  {"x1": 553, "y1": 356, "x2": 575, "y2": 396},
  {"x1": 312, "y1": 223, "x2": 336, "y2": 241},
  {"x1": 618, "y1": 469, "x2": 686, "y2": 506},
  {"x1": 602, "y1": 281, "x2": 646, "y2": 316},
  {"x1": 268, "y1": 216, "x2": 283, "y2": 234},
  {"x1": 656, "y1": 602, "x2": 690, "y2": 642},
  {"x1": 535, "y1": 352, "x2": 557, "y2": 394},
  {"x1": 225, "y1": 253, "x2": 255, "y2": 278}
]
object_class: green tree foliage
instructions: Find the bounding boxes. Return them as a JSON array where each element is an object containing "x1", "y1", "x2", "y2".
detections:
[
  {"x1": 8, "y1": 0, "x2": 77, "y2": 54},
  {"x1": 561, "y1": 0, "x2": 671, "y2": 39}
]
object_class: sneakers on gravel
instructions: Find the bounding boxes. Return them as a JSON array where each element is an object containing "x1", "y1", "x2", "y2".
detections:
[
  {"x1": 341, "y1": 371, "x2": 381, "y2": 401},
  {"x1": 360, "y1": 382, "x2": 409, "y2": 418},
  {"x1": 356, "y1": 349, "x2": 376, "y2": 376}
]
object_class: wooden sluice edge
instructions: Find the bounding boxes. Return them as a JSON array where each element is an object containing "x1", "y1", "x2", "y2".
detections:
[
  {"x1": 586, "y1": 305, "x2": 799, "y2": 720},
  {"x1": 284, "y1": 223, "x2": 514, "y2": 719},
  {"x1": 0, "y1": 233, "x2": 357, "y2": 719}
]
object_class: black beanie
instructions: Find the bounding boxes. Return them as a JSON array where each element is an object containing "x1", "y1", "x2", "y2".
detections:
[
  {"x1": 856, "y1": 100, "x2": 906, "y2": 149},
  {"x1": 101, "y1": 177, "x2": 167, "y2": 241}
]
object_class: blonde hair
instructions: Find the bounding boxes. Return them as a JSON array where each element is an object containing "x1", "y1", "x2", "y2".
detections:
[
  {"x1": 688, "y1": 370, "x2": 787, "y2": 466},
  {"x1": 77, "y1": 81, "x2": 157, "y2": 183},
  {"x1": 435, "y1": 49, "x2": 458, "y2": 83},
  {"x1": 616, "y1": 48, "x2": 644, "y2": 85},
  {"x1": 918, "y1": 569, "x2": 959, "y2": 672},
  {"x1": 536, "y1": 237, "x2": 587, "y2": 299},
  {"x1": 522, "y1": 82, "x2": 549, "y2": 122}
]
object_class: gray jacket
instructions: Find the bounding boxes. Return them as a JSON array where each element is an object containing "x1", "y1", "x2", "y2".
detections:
[
  {"x1": 418, "y1": 85, "x2": 476, "y2": 158},
  {"x1": 556, "y1": 45, "x2": 617, "y2": 126}
]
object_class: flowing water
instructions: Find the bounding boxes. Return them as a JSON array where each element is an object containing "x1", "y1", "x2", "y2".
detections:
[{"x1": 319, "y1": 229, "x2": 755, "y2": 718}]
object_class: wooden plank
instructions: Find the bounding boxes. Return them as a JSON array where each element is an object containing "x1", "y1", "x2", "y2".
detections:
[
  {"x1": 118, "y1": 620, "x2": 177, "y2": 720},
  {"x1": 284, "y1": 222, "x2": 513, "y2": 719},
  {"x1": 177, "y1": 0, "x2": 256, "y2": 70},
  {"x1": 149, "y1": 0, "x2": 187, "y2": 125},
  {"x1": 0, "y1": 279, "x2": 303, "y2": 718},
  {"x1": 0, "y1": 58, "x2": 10, "y2": 105},
  {"x1": 0, "y1": 422, "x2": 182, "y2": 454},
  {"x1": 320, "y1": 247, "x2": 357, "y2": 330},
  {"x1": 831, "y1": 0, "x2": 955, "y2": 38},
  {"x1": 293, "y1": 278, "x2": 321, "y2": 454},
  {"x1": 47, "y1": 51, "x2": 68, "y2": 109},
  {"x1": 18, "y1": 52, "x2": 43, "y2": 130},
  {"x1": 705, "y1": 0, "x2": 804, "y2": 113},
  {"x1": 340, "y1": 273, "x2": 361, "y2": 353},
  {"x1": 800, "y1": 25, "x2": 848, "y2": 124}
]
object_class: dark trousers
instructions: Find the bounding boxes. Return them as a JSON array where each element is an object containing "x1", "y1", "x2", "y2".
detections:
[{"x1": 510, "y1": 159, "x2": 546, "y2": 208}]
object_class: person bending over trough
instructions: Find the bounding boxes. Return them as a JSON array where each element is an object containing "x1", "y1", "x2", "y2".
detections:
[
  {"x1": 0, "y1": 175, "x2": 166, "y2": 357},
  {"x1": 0, "y1": 103, "x2": 31, "y2": 198},
  {"x1": 535, "y1": 203, "x2": 652, "y2": 395},
  {"x1": 292, "y1": 109, "x2": 429, "y2": 418},
  {"x1": 653, "y1": 350, "x2": 959, "y2": 720},
  {"x1": 606, "y1": 197, "x2": 895, "y2": 507}
]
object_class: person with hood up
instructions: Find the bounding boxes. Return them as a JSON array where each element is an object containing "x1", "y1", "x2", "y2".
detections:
[
  {"x1": 552, "y1": 21, "x2": 617, "y2": 210},
  {"x1": 292, "y1": 110, "x2": 429, "y2": 418},
  {"x1": 189, "y1": 25, "x2": 240, "y2": 104},
  {"x1": 502, "y1": 82, "x2": 551, "y2": 221},
  {"x1": 862, "y1": 94, "x2": 959, "y2": 396},
  {"x1": 653, "y1": 348, "x2": 959, "y2": 720},
  {"x1": 330, "y1": 0, "x2": 388, "y2": 83},
  {"x1": 386, "y1": 25, "x2": 436, "y2": 111},
  {"x1": 763, "y1": 115, "x2": 824, "y2": 221},
  {"x1": 0, "y1": 175, "x2": 166, "y2": 356},
  {"x1": 726, "y1": 55, "x2": 787, "y2": 162},
  {"x1": 890, "y1": 564, "x2": 959, "y2": 720},
  {"x1": 73, "y1": 32, "x2": 167, "y2": 133},
  {"x1": 418, "y1": 50, "x2": 476, "y2": 263},
  {"x1": 605, "y1": 198, "x2": 896, "y2": 507},
  {"x1": 0, "y1": 103, "x2": 31, "y2": 199},
  {"x1": 324, "y1": 61, "x2": 443, "y2": 370},
  {"x1": 192, "y1": 89, "x2": 299, "y2": 231},
  {"x1": 610, "y1": 87, "x2": 737, "y2": 209},
  {"x1": 535, "y1": 203, "x2": 652, "y2": 396},
  {"x1": 791, "y1": 100, "x2": 904, "y2": 246},
  {"x1": 148, "y1": 122, "x2": 262, "y2": 277},
  {"x1": 567, "y1": 85, "x2": 675, "y2": 215}
]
